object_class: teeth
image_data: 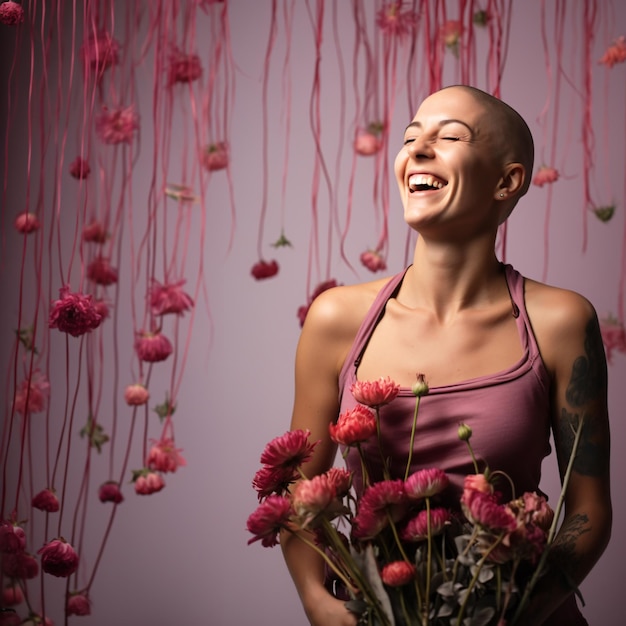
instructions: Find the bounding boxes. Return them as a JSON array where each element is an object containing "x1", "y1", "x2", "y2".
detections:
[{"x1": 408, "y1": 174, "x2": 445, "y2": 191}]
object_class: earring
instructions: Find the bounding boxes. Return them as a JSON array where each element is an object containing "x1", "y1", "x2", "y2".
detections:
[{"x1": 499, "y1": 193, "x2": 505, "y2": 197}]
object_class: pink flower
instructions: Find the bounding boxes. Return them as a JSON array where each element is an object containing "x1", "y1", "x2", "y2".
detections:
[
  {"x1": 0, "y1": 521, "x2": 26, "y2": 553},
  {"x1": 401, "y1": 507, "x2": 450, "y2": 542},
  {"x1": 405, "y1": 468, "x2": 449, "y2": 500},
  {"x1": 360, "y1": 249, "x2": 387, "y2": 272},
  {"x1": 297, "y1": 279, "x2": 339, "y2": 327},
  {"x1": 82, "y1": 221, "x2": 108, "y2": 243},
  {"x1": 32, "y1": 488, "x2": 59, "y2": 512},
  {"x1": 134, "y1": 330, "x2": 173, "y2": 362},
  {"x1": 251, "y1": 259, "x2": 279, "y2": 280},
  {"x1": 381, "y1": 561, "x2": 416, "y2": 586},
  {"x1": 201, "y1": 142, "x2": 229, "y2": 171},
  {"x1": 98, "y1": 481, "x2": 124, "y2": 503},
  {"x1": 146, "y1": 437, "x2": 187, "y2": 473},
  {"x1": 87, "y1": 255, "x2": 118, "y2": 286},
  {"x1": 260, "y1": 429, "x2": 319, "y2": 470},
  {"x1": 353, "y1": 480, "x2": 407, "y2": 540},
  {"x1": 463, "y1": 473, "x2": 493, "y2": 496},
  {"x1": 461, "y1": 489, "x2": 517, "y2": 533},
  {"x1": 124, "y1": 383, "x2": 149, "y2": 406},
  {"x1": 14, "y1": 212, "x2": 40, "y2": 234},
  {"x1": 133, "y1": 470, "x2": 165, "y2": 495},
  {"x1": 252, "y1": 465, "x2": 299, "y2": 500},
  {"x1": 49, "y1": 285, "x2": 103, "y2": 336},
  {"x1": 599, "y1": 36, "x2": 626, "y2": 68},
  {"x1": 69, "y1": 157, "x2": 90, "y2": 179},
  {"x1": 351, "y1": 376, "x2": 399, "y2": 408},
  {"x1": 96, "y1": 105, "x2": 139, "y2": 144},
  {"x1": 325, "y1": 467, "x2": 352, "y2": 497},
  {"x1": 38, "y1": 537, "x2": 79, "y2": 577},
  {"x1": 0, "y1": 1, "x2": 24, "y2": 25},
  {"x1": 533, "y1": 165, "x2": 559, "y2": 187},
  {"x1": 14, "y1": 371, "x2": 50, "y2": 414},
  {"x1": 354, "y1": 130, "x2": 382, "y2": 156},
  {"x1": 81, "y1": 30, "x2": 120, "y2": 76},
  {"x1": 329, "y1": 405, "x2": 377, "y2": 446},
  {"x1": 440, "y1": 20, "x2": 463, "y2": 53},
  {"x1": 93, "y1": 298, "x2": 110, "y2": 320},
  {"x1": 149, "y1": 279, "x2": 194, "y2": 316},
  {"x1": 376, "y1": 3, "x2": 418, "y2": 37},
  {"x1": 168, "y1": 47, "x2": 202, "y2": 85},
  {"x1": 519, "y1": 491, "x2": 554, "y2": 531},
  {"x1": 246, "y1": 494, "x2": 292, "y2": 547},
  {"x1": 292, "y1": 474, "x2": 338, "y2": 526},
  {"x1": 67, "y1": 591, "x2": 91, "y2": 616},
  {"x1": 1, "y1": 552, "x2": 38, "y2": 579},
  {"x1": 600, "y1": 315, "x2": 626, "y2": 363},
  {"x1": 2, "y1": 583, "x2": 24, "y2": 606}
]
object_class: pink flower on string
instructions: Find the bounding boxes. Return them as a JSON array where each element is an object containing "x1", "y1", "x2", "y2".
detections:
[
  {"x1": 329, "y1": 405, "x2": 377, "y2": 447},
  {"x1": 67, "y1": 591, "x2": 91, "y2": 616},
  {"x1": 532, "y1": 165, "x2": 559, "y2": 187},
  {"x1": 124, "y1": 383, "x2": 149, "y2": 406},
  {"x1": 351, "y1": 376, "x2": 399, "y2": 408},
  {"x1": 440, "y1": 20, "x2": 463, "y2": 54},
  {"x1": 149, "y1": 279, "x2": 194, "y2": 316},
  {"x1": 49, "y1": 285, "x2": 103, "y2": 336},
  {"x1": 376, "y1": 2, "x2": 418, "y2": 37},
  {"x1": 134, "y1": 330, "x2": 173, "y2": 362},
  {"x1": 167, "y1": 47, "x2": 202, "y2": 85},
  {"x1": 381, "y1": 561, "x2": 416, "y2": 586},
  {"x1": 93, "y1": 298, "x2": 110, "y2": 321},
  {"x1": 0, "y1": 521, "x2": 26, "y2": 553},
  {"x1": 401, "y1": 507, "x2": 450, "y2": 542},
  {"x1": 81, "y1": 30, "x2": 120, "y2": 75},
  {"x1": 96, "y1": 105, "x2": 139, "y2": 144},
  {"x1": 1, "y1": 552, "x2": 39, "y2": 579},
  {"x1": 600, "y1": 315, "x2": 626, "y2": 363},
  {"x1": 98, "y1": 481, "x2": 124, "y2": 504},
  {"x1": 14, "y1": 371, "x2": 50, "y2": 414},
  {"x1": 147, "y1": 437, "x2": 187, "y2": 473},
  {"x1": 252, "y1": 465, "x2": 299, "y2": 500},
  {"x1": 14, "y1": 212, "x2": 40, "y2": 234},
  {"x1": 360, "y1": 249, "x2": 387, "y2": 273},
  {"x1": 87, "y1": 255, "x2": 118, "y2": 286},
  {"x1": 69, "y1": 156, "x2": 90, "y2": 179},
  {"x1": 260, "y1": 429, "x2": 318, "y2": 470},
  {"x1": 404, "y1": 468, "x2": 449, "y2": 500},
  {"x1": 354, "y1": 125, "x2": 383, "y2": 156},
  {"x1": 297, "y1": 279, "x2": 339, "y2": 327},
  {"x1": 292, "y1": 474, "x2": 337, "y2": 526},
  {"x1": 82, "y1": 221, "x2": 108, "y2": 243},
  {"x1": 599, "y1": 36, "x2": 626, "y2": 68},
  {"x1": 246, "y1": 494, "x2": 292, "y2": 547},
  {"x1": 32, "y1": 488, "x2": 59, "y2": 513},
  {"x1": 133, "y1": 470, "x2": 165, "y2": 495},
  {"x1": 251, "y1": 259, "x2": 279, "y2": 280},
  {"x1": 38, "y1": 538, "x2": 79, "y2": 577},
  {"x1": 2, "y1": 583, "x2": 24, "y2": 606},
  {"x1": 201, "y1": 142, "x2": 229, "y2": 171},
  {"x1": 0, "y1": 1, "x2": 24, "y2": 25}
]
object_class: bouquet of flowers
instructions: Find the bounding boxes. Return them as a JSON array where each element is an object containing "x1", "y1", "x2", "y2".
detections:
[{"x1": 247, "y1": 377, "x2": 582, "y2": 626}]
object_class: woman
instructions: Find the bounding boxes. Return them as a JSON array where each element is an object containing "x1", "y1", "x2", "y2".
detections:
[{"x1": 281, "y1": 85, "x2": 612, "y2": 625}]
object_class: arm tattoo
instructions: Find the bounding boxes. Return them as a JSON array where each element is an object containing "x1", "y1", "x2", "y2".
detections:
[
  {"x1": 558, "y1": 409, "x2": 608, "y2": 477},
  {"x1": 550, "y1": 513, "x2": 590, "y2": 588}
]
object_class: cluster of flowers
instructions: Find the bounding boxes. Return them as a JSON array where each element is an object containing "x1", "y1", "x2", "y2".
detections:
[{"x1": 247, "y1": 377, "x2": 565, "y2": 626}]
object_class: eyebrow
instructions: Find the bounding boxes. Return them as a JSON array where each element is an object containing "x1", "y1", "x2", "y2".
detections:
[{"x1": 404, "y1": 119, "x2": 474, "y2": 134}]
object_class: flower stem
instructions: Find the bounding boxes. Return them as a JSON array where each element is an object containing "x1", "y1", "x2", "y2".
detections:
[
  {"x1": 404, "y1": 396, "x2": 421, "y2": 481},
  {"x1": 375, "y1": 408, "x2": 391, "y2": 481}
]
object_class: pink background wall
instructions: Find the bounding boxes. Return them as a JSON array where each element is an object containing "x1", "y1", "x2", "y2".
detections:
[{"x1": 1, "y1": 1, "x2": 625, "y2": 624}]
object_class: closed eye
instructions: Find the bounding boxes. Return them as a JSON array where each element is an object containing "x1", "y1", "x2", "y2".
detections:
[{"x1": 442, "y1": 137, "x2": 460, "y2": 141}]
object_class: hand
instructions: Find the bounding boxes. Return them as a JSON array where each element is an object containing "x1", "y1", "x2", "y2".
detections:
[{"x1": 306, "y1": 594, "x2": 359, "y2": 626}]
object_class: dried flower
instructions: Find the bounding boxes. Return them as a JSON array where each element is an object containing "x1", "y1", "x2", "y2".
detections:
[
  {"x1": 252, "y1": 465, "x2": 299, "y2": 500},
  {"x1": 599, "y1": 35, "x2": 626, "y2": 68},
  {"x1": 49, "y1": 285, "x2": 103, "y2": 336},
  {"x1": 146, "y1": 437, "x2": 187, "y2": 473},
  {"x1": 376, "y1": 2, "x2": 418, "y2": 37},
  {"x1": 98, "y1": 481, "x2": 124, "y2": 504},
  {"x1": 325, "y1": 467, "x2": 352, "y2": 498},
  {"x1": 329, "y1": 405, "x2": 377, "y2": 447},
  {"x1": 38, "y1": 537, "x2": 79, "y2": 577},
  {"x1": 354, "y1": 131, "x2": 382, "y2": 156},
  {"x1": 87, "y1": 255, "x2": 118, "y2": 286},
  {"x1": 124, "y1": 383, "x2": 149, "y2": 406},
  {"x1": 260, "y1": 429, "x2": 318, "y2": 470},
  {"x1": 82, "y1": 221, "x2": 108, "y2": 243},
  {"x1": 81, "y1": 30, "x2": 120, "y2": 76},
  {"x1": 600, "y1": 315, "x2": 626, "y2": 363},
  {"x1": 297, "y1": 279, "x2": 340, "y2": 327},
  {"x1": 14, "y1": 371, "x2": 49, "y2": 414},
  {"x1": 593, "y1": 204, "x2": 616, "y2": 222},
  {"x1": 93, "y1": 298, "x2": 110, "y2": 320},
  {"x1": 0, "y1": 1, "x2": 24, "y2": 26},
  {"x1": 533, "y1": 165, "x2": 559, "y2": 187},
  {"x1": 461, "y1": 486, "x2": 517, "y2": 533},
  {"x1": 80, "y1": 416, "x2": 110, "y2": 453},
  {"x1": 351, "y1": 377, "x2": 399, "y2": 408},
  {"x1": 2, "y1": 583, "x2": 24, "y2": 606},
  {"x1": 381, "y1": 561, "x2": 416, "y2": 586},
  {"x1": 67, "y1": 591, "x2": 91, "y2": 616},
  {"x1": 133, "y1": 469, "x2": 165, "y2": 495},
  {"x1": 201, "y1": 142, "x2": 228, "y2": 171},
  {"x1": 0, "y1": 521, "x2": 26, "y2": 553},
  {"x1": 1, "y1": 552, "x2": 39, "y2": 579},
  {"x1": 69, "y1": 156, "x2": 90, "y2": 179},
  {"x1": 404, "y1": 468, "x2": 449, "y2": 500},
  {"x1": 134, "y1": 330, "x2": 173, "y2": 362},
  {"x1": 167, "y1": 47, "x2": 202, "y2": 85},
  {"x1": 32, "y1": 488, "x2": 59, "y2": 512},
  {"x1": 246, "y1": 494, "x2": 292, "y2": 547},
  {"x1": 292, "y1": 474, "x2": 337, "y2": 527},
  {"x1": 360, "y1": 249, "x2": 387, "y2": 272},
  {"x1": 149, "y1": 279, "x2": 194, "y2": 316},
  {"x1": 95, "y1": 105, "x2": 139, "y2": 144},
  {"x1": 353, "y1": 480, "x2": 407, "y2": 540},
  {"x1": 401, "y1": 507, "x2": 450, "y2": 542},
  {"x1": 473, "y1": 9, "x2": 489, "y2": 26},
  {"x1": 14, "y1": 211, "x2": 40, "y2": 234},
  {"x1": 251, "y1": 259, "x2": 279, "y2": 280},
  {"x1": 440, "y1": 20, "x2": 463, "y2": 55}
]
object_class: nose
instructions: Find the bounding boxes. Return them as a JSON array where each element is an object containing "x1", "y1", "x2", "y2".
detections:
[{"x1": 406, "y1": 135, "x2": 434, "y2": 159}]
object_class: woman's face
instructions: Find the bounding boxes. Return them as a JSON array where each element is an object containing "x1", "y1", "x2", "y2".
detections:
[{"x1": 394, "y1": 87, "x2": 505, "y2": 236}]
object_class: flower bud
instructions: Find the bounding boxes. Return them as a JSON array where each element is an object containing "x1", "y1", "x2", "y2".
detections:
[
  {"x1": 458, "y1": 423, "x2": 472, "y2": 441},
  {"x1": 411, "y1": 373, "x2": 429, "y2": 397}
]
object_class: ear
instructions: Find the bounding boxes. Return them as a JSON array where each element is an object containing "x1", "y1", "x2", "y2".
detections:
[{"x1": 494, "y1": 162, "x2": 526, "y2": 200}]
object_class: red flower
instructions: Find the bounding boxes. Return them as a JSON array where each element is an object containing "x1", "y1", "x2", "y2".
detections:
[
  {"x1": 93, "y1": 298, "x2": 110, "y2": 320},
  {"x1": 252, "y1": 465, "x2": 299, "y2": 500},
  {"x1": 381, "y1": 561, "x2": 416, "y2": 586},
  {"x1": 69, "y1": 157, "x2": 90, "y2": 179},
  {"x1": 297, "y1": 279, "x2": 339, "y2": 327},
  {"x1": 49, "y1": 285, "x2": 103, "y2": 336},
  {"x1": 360, "y1": 249, "x2": 387, "y2": 272},
  {"x1": 329, "y1": 405, "x2": 377, "y2": 446},
  {"x1": 354, "y1": 131, "x2": 382, "y2": 156},
  {"x1": 251, "y1": 259, "x2": 279, "y2": 280},
  {"x1": 98, "y1": 481, "x2": 124, "y2": 503},
  {"x1": 14, "y1": 212, "x2": 40, "y2": 234},
  {"x1": 292, "y1": 474, "x2": 337, "y2": 526},
  {"x1": 201, "y1": 142, "x2": 229, "y2": 171},
  {"x1": 38, "y1": 537, "x2": 79, "y2": 577},
  {"x1": 146, "y1": 437, "x2": 187, "y2": 473},
  {"x1": 600, "y1": 315, "x2": 626, "y2": 363},
  {"x1": 353, "y1": 480, "x2": 407, "y2": 540},
  {"x1": 461, "y1": 489, "x2": 517, "y2": 533},
  {"x1": 14, "y1": 371, "x2": 50, "y2": 414},
  {"x1": 133, "y1": 470, "x2": 165, "y2": 495},
  {"x1": 67, "y1": 591, "x2": 91, "y2": 616},
  {"x1": 96, "y1": 105, "x2": 139, "y2": 144},
  {"x1": 246, "y1": 494, "x2": 292, "y2": 547},
  {"x1": 599, "y1": 36, "x2": 626, "y2": 68},
  {"x1": 124, "y1": 383, "x2": 149, "y2": 406},
  {"x1": 0, "y1": 1, "x2": 24, "y2": 25},
  {"x1": 260, "y1": 429, "x2": 319, "y2": 470},
  {"x1": 401, "y1": 507, "x2": 450, "y2": 542},
  {"x1": 376, "y1": 2, "x2": 418, "y2": 37},
  {"x1": 405, "y1": 468, "x2": 449, "y2": 500},
  {"x1": 167, "y1": 47, "x2": 202, "y2": 85},
  {"x1": 1, "y1": 552, "x2": 39, "y2": 579},
  {"x1": 325, "y1": 467, "x2": 352, "y2": 498},
  {"x1": 87, "y1": 255, "x2": 118, "y2": 286},
  {"x1": 533, "y1": 165, "x2": 559, "y2": 187},
  {"x1": 32, "y1": 488, "x2": 59, "y2": 512},
  {"x1": 134, "y1": 330, "x2": 173, "y2": 362},
  {"x1": 351, "y1": 376, "x2": 399, "y2": 408},
  {"x1": 149, "y1": 279, "x2": 194, "y2": 316},
  {"x1": 2, "y1": 583, "x2": 24, "y2": 606},
  {"x1": 82, "y1": 221, "x2": 108, "y2": 243},
  {"x1": 0, "y1": 521, "x2": 26, "y2": 553},
  {"x1": 81, "y1": 30, "x2": 120, "y2": 76}
]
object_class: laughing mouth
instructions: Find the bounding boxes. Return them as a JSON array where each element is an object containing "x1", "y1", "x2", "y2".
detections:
[{"x1": 408, "y1": 174, "x2": 447, "y2": 192}]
